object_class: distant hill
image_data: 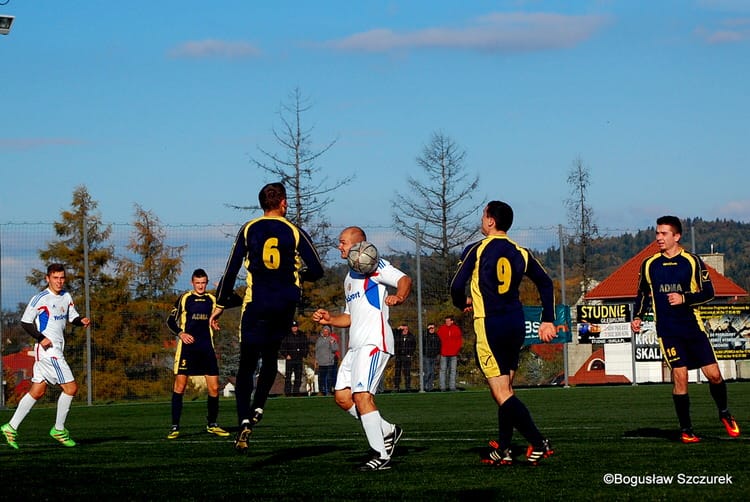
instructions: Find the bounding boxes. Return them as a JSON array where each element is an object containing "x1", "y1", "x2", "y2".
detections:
[{"x1": 536, "y1": 218, "x2": 750, "y2": 295}]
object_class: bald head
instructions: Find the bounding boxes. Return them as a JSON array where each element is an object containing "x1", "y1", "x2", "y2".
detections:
[{"x1": 338, "y1": 226, "x2": 367, "y2": 259}]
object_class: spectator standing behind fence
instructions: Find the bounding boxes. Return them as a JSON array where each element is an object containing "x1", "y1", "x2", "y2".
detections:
[
  {"x1": 166, "y1": 268, "x2": 229, "y2": 439},
  {"x1": 315, "y1": 326, "x2": 339, "y2": 396},
  {"x1": 280, "y1": 320, "x2": 308, "y2": 396},
  {"x1": 422, "y1": 323, "x2": 441, "y2": 392},
  {"x1": 329, "y1": 329, "x2": 342, "y2": 366},
  {"x1": 393, "y1": 324, "x2": 416, "y2": 392},
  {"x1": 438, "y1": 316, "x2": 462, "y2": 391},
  {"x1": 2, "y1": 263, "x2": 90, "y2": 450}
]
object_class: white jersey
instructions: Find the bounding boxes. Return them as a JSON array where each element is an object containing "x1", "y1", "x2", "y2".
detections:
[
  {"x1": 21, "y1": 288, "x2": 81, "y2": 361},
  {"x1": 343, "y1": 258, "x2": 406, "y2": 354}
]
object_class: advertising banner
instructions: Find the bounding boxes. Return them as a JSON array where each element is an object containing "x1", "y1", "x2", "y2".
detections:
[
  {"x1": 523, "y1": 304, "x2": 572, "y2": 346},
  {"x1": 633, "y1": 316, "x2": 661, "y2": 361},
  {"x1": 699, "y1": 304, "x2": 750, "y2": 360},
  {"x1": 576, "y1": 304, "x2": 631, "y2": 344}
]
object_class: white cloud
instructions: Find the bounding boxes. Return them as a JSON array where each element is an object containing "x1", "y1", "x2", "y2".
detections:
[
  {"x1": 717, "y1": 200, "x2": 750, "y2": 221},
  {"x1": 167, "y1": 39, "x2": 261, "y2": 59},
  {"x1": 695, "y1": 16, "x2": 750, "y2": 44},
  {"x1": 320, "y1": 12, "x2": 610, "y2": 53}
]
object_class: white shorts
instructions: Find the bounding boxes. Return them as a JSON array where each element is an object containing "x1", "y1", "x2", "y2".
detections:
[
  {"x1": 31, "y1": 357, "x2": 75, "y2": 385},
  {"x1": 335, "y1": 345, "x2": 390, "y2": 395}
]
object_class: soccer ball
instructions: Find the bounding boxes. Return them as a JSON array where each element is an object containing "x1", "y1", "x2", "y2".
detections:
[{"x1": 347, "y1": 241, "x2": 379, "y2": 275}]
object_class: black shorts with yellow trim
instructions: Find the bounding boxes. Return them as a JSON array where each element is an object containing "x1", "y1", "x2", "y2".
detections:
[
  {"x1": 474, "y1": 313, "x2": 525, "y2": 378},
  {"x1": 658, "y1": 329, "x2": 717, "y2": 370},
  {"x1": 174, "y1": 346, "x2": 220, "y2": 376}
]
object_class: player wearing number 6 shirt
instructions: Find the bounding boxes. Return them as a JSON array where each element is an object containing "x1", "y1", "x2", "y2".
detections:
[
  {"x1": 312, "y1": 226, "x2": 412, "y2": 471},
  {"x1": 631, "y1": 215, "x2": 740, "y2": 443},
  {"x1": 450, "y1": 201, "x2": 556, "y2": 466},
  {"x1": 210, "y1": 182, "x2": 324, "y2": 453},
  {"x1": 2, "y1": 263, "x2": 90, "y2": 450}
]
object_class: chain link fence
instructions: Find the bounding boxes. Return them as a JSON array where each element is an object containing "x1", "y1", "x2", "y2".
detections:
[{"x1": 2, "y1": 221, "x2": 639, "y2": 406}]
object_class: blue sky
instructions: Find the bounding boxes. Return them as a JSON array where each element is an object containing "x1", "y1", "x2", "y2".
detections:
[{"x1": 2, "y1": 0, "x2": 749, "y2": 232}]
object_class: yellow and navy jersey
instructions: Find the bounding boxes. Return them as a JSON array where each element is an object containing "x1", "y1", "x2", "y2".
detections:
[
  {"x1": 167, "y1": 291, "x2": 217, "y2": 350},
  {"x1": 450, "y1": 235, "x2": 554, "y2": 321},
  {"x1": 215, "y1": 216, "x2": 324, "y2": 311},
  {"x1": 634, "y1": 248, "x2": 714, "y2": 337}
]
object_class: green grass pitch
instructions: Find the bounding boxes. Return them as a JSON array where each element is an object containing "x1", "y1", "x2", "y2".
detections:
[{"x1": 2, "y1": 383, "x2": 748, "y2": 501}]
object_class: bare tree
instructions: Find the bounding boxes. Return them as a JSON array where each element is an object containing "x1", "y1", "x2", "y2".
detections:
[
  {"x1": 565, "y1": 156, "x2": 598, "y2": 295},
  {"x1": 232, "y1": 87, "x2": 352, "y2": 247},
  {"x1": 392, "y1": 132, "x2": 483, "y2": 302},
  {"x1": 393, "y1": 131, "x2": 482, "y2": 257}
]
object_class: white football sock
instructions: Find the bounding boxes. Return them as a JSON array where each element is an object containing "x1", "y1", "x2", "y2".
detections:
[
  {"x1": 9, "y1": 394, "x2": 38, "y2": 430},
  {"x1": 55, "y1": 392, "x2": 74, "y2": 430},
  {"x1": 380, "y1": 417, "x2": 394, "y2": 436},
  {"x1": 346, "y1": 404, "x2": 359, "y2": 419},
  {"x1": 361, "y1": 411, "x2": 388, "y2": 459}
]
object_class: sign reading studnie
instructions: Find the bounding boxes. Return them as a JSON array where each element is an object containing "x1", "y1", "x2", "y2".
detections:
[{"x1": 576, "y1": 304, "x2": 632, "y2": 344}]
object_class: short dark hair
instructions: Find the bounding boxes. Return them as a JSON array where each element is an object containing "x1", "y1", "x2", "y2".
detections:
[
  {"x1": 259, "y1": 182, "x2": 286, "y2": 211},
  {"x1": 486, "y1": 201, "x2": 514, "y2": 232},
  {"x1": 47, "y1": 263, "x2": 66, "y2": 275},
  {"x1": 192, "y1": 268, "x2": 208, "y2": 279},
  {"x1": 656, "y1": 215, "x2": 682, "y2": 235}
]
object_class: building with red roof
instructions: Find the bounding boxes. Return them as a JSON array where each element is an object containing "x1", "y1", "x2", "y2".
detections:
[
  {"x1": 2, "y1": 347, "x2": 35, "y2": 400},
  {"x1": 585, "y1": 241, "x2": 747, "y2": 302}
]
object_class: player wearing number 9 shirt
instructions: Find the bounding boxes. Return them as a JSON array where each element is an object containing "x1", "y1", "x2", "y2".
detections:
[
  {"x1": 450, "y1": 201, "x2": 556, "y2": 466},
  {"x1": 211, "y1": 182, "x2": 324, "y2": 452}
]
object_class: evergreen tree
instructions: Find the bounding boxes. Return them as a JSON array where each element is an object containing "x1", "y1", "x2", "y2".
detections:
[
  {"x1": 27, "y1": 185, "x2": 116, "y2": 294},
  {"x1": 119, "y1": 204, "x2": 185, "y2": 299}
]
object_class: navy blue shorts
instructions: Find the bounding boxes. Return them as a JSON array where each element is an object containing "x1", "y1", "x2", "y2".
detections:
[
  {"x1": 658, "y1": 330, "x2": 717, "y2": 370},
  {"x1": 240, "y1": 302, "x2": 296, "y2": 344},
  {"x1": 174, "y1": 345, "x2": 219, "y2": 376},
  {"x1": 475, "y1": 313, "x2": 525, "y2": 377}
]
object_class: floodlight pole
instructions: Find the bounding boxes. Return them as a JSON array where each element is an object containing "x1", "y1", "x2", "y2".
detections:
[{"x1": 0, "y1": 224, "x2": 5, "y2": 409}]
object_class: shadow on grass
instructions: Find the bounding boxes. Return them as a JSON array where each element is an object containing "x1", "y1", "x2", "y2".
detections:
[
  {"x1": 249, "y1": 444, "x2": 342, "y2": 468},
  {"x1": 622, "y1": 427, "x2": 677, "y2": 441}
]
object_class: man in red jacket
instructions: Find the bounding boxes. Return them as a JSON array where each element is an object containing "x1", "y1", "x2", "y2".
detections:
[{"x1": 437, "y1": 316, "x2": 462, "y2": 391}]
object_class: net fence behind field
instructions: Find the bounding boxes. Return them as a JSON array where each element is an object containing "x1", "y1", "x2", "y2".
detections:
[{"x1": 1, "y1": 221, "x2": 627, "y2": 405}]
